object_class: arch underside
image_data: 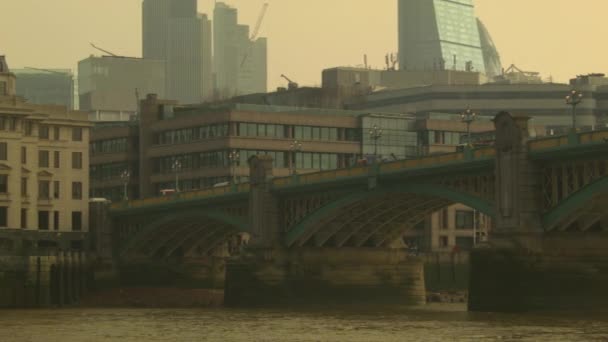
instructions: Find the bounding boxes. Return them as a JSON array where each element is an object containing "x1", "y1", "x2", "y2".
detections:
[
  {"x1": 544, "y1": 192, "x2": 608, "y2": 233},
  {"x1": 286, "y1": 183, "x2": 494, "y2": 248},
  {"x1": 120, "y1": 214, "x2": 246, "y2": 260},
  {"x1": 290, "y1": 193, "x2": 452, "y2": 248}
]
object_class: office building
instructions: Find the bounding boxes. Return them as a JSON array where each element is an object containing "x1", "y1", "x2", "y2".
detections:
[
  {"x1": 13, "y1": 68, "x2": 74, "y2": 109},
  {"x1": 0, "y1": 56, "x2": 90, "y2": 248},
  {"x1": 90, "y1": 94, "x2": 417, "y2": 200},
  {"x1": 78, "y1": 55, "x2": 165, "y2": 121},
  {"x1": 142, "y1": 0, "x2": 212, "y2": 104},
  {"x1": 214, "y1": 2, "x2": 267, "y2": 98},
  {"x1": 398, "y1": 0, "x2": 500, "y2": 76}
]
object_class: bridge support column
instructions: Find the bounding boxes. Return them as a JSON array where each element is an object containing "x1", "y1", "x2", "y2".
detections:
[
  {"x1": 225, "y1": 248, "x2": 426, "y2": 307},
  {"x1": 225, "y1": 156, "x2": 426, "y2": 307},
  {"x1": 469, "y1": 112, "x2": 608, "y2": 312}
]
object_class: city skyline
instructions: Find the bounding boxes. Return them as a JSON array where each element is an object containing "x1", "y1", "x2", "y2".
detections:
[{"x1": 2, "y1": 0, "x2": 608, "y2": 93}]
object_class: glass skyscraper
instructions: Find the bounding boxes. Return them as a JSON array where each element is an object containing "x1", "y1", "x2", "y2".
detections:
[{"x1": 398, "y1": 0, "x2": 493, "y2": 75}]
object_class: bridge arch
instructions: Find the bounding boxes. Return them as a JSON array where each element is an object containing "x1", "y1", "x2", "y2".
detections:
[
  {"x1": 119, "y1": 210, "x2": 249, "y2": 259},
  {"x1": 285, "y1": 183, "x2": 494, "y2": 247},
  {"x1": 543, "y1": 176, "x2": 608, "y2": 231}
]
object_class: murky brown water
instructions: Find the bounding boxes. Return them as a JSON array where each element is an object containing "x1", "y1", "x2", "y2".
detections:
[{"x1": 1, "y1": 304, "x2": 607, "y2": 341}]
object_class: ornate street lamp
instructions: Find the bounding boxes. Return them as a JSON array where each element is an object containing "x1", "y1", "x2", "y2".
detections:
[
  {"x1": 289, "y1": 140, "x2": 302, "y2": 175},
  {"x1": 369, "y1": 124, "x2": 383, "y2": 161},
  {"x1": 461, "y1": 107, "x2": 477, "y2": 146},
  {"x1": 565, "y1": 90, "x2": 583, "y2": 131},
  {"x1": 120, "y1": 170, "x2": 130, "y2": 201},
  {"x1": 228, "y1": 150, "x2": 240, "y2": 185},
  {"x1": 172, "y1": 159, "x2": 182, "y2": 192}
]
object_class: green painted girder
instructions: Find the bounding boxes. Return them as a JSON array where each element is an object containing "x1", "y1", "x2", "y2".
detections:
[
  {"x1": 543, "y1": 176, "x2": 608, "y2": 230},
  {"x1": 285, "y1": 183, "x2": 495, "y2": 247},
  {"x1": 109, "y1": 191, "x2": 248, "y2": 218},
  {"x1": 119, "y1": 209, "x2": 248, "y2": 258},
  {"x1": 529, "y1": 140, "x2": 608, "y2": 161}
]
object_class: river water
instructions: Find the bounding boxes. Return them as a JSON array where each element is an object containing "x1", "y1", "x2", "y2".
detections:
[{"x1": 1, "y1": 304, "x2": 607, "y2": 341}]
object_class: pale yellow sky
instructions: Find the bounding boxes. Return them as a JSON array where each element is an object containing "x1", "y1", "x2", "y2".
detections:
[{"x1": 2, "y1": 0, "x2": 607, "y2": 90}]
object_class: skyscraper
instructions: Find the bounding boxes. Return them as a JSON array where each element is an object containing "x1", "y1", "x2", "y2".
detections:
[
  {"x1": 142, "y1": 0, "x2": 213, "y2": 104},
  {"x1": 214, "y1": 2, "x2": 239, "y2": 99},
  {"x1": 398, "y1": 0, "x2": 493, "y2": 75},
  {"x1": 214, "y1": 2, "x2": 268, "y2": 99},
  {"x1": 477, "y1": 19, "x2": 502, "y2": 78}
]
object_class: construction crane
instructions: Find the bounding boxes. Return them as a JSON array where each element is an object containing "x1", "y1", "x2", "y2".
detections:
[
  {"x1": 280, "y1": 74, "x2": 298, "y2": 90},
  {"x1": 240, "y1": 3, "x2": 269, "y2": 68},
  {"x1": 90, "y1": 43, "x2": 119, "y2": 57},
  {"x1": 24, "y1": 67, "x2": 70, "y2": 75}
]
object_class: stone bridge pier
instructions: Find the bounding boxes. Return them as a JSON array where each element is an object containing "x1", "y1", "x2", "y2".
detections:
[
  {"x1": 468, "y1": 113, "x2": 608, "y2": 312},
  {"x1": 224, "y1": 156, "x2": 426, "y2": 307}
]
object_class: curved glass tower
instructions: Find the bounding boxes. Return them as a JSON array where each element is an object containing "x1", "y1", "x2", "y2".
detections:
[{"x1": 398, "y1": 0, "x2": 487, "y2": 74}]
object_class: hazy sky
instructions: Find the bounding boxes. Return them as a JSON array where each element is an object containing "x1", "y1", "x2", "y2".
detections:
[{"x1": 2, "y1": 0, "x2": 607, "y2": 90}]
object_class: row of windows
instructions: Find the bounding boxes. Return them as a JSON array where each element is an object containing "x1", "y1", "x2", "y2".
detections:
[
  {"x1": 155, "y1": 123, "x2": 230, "y2": 145},
  {"x1": 91, "y1": 163, "x2": 130, "y2": 182},
  {"x1": 0, "y1": 207, "x2": 82, "y2": 231},
  {"x1": 91, "y1": 138, "x2": 129, "y2": 154},
  {"x1": 154, "y1": 150, "x2": 358, "y2": 174},
  {"x1": 38, "y1": 150, "x2": 83, "y2": 169},
  {"x1": 0, "y1": 143, "x2": 84, "y2": 169},
  {"x1": 418, "y1": 130, "x2": 466, "y2": 146},
  {"x1": 0, "y1": 117, "x2": 84, "y2": 141},
  {"x1": 437, "y1": 209, "x2": 479, "y2": 230},
  {"x1": 0, "y1": 175, "x2": 83, "y2": 200},
  {"x1": 153, "y1": 122, "x2": 362, "y2": 146}
]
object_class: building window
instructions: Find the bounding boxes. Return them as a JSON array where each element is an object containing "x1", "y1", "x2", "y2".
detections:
[
  {"x1": 0, "y1": 207, "x2": 6, "y2": 227},
  {"x1": 53, "y1": 151, "x2": 60, "y2": 168},
  {"x1": 0, "y1": 82, "x2": 6, "y2": 96},
  {"x1": 455, "y1": 210, "x2": 474, "y2": 229},
  {"x1": 72, "y1": 182, "x2": 82, "y2": 200},
  {"x1": 0, "y1": 142, "x2": 7, "y2": 160},
  {"x1": 8, "y1": 118, "x2": 16, "y2": 131},
  {"x1": 53, "y1": 181, "x2": 60, "y2": 199},
  {"x1": 72, "y1": 152, "x2": 83, "y2": 169},
  {"x1": 38, "y1": 211, "x2": 50, "y2": 230},
  {"x1": 53, "y1": 126, "x2": 60, "y2": 140},
  {"x1": 20, "y1": 209, "x2": 27, "y2": 229},
  {"x1": 0, "y1": 175, "x2": 7, "y2": 193},
  {"x1": 21, "y1": 178, "x2": 27, "y2": 197},
  {"x1": 24, "y1": 121, "x2": 33, "y2": 136},
  {"x1": 439, "y1": 236, "x2": 449, "y2": 248},
  {"x1": 54, "y1": 211, "x2": 60, "y2": 231},
  {"x1": 38, "y1": 180, "x2": 50, "y2": 200},
  {"x1": 39, "y1": 125, "x2": 50, "y2": 139},
  {"x1": 21, "y1": 146, "x2": 26, "y2": 164},
  {"x1": 72, "y1": 212, "x2": 82, "y2": 231},
  {"x1": 72, "y1": 127, "x2": 83, "y2": 141},
  {"x1": 39, "y1": 150, "x2": 49, "y2": 168}
]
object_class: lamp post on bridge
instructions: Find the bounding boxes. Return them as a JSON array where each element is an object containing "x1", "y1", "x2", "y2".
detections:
[
  {"x1": 228, "y1": 150, "x2": 240, "y2": 185},
  {"x1": 289, "y1": 140, "x2": 302, "y2": 175},
  {"x1": 120, "y1": 169, "x2": 130, "y2": 201},
  {"x1": 172, "y1": 159, "x2": 182, "y2": 192},
  {"x1": 461, "y1": 107, "x2": 477, "y2": 147},
  {"x1": 369, "y1": 124, "x2": 383, "y2": 163},
  {"x1": 565, "y1": 89, "x2": 583, "y2": 132}
]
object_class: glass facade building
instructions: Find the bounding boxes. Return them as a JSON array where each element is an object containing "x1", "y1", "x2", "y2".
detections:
[
  {"x1": 398, "y1": 0, "x2": 490, "y2": 74},
  {"x1": 361, "y1": 115, "x2": 418, "y2": 161}
]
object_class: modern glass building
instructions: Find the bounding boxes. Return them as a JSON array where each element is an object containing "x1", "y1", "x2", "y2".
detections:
[{"x1": 398, "y1": 0, "x2": 488, "y2": 74}]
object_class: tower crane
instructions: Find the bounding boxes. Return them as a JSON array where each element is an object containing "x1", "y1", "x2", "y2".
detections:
[
  {"x1": 280, "y1": 74, "x2": 298, "y2": 90},
  {"x1": 240, "y1": 3, "x2": 269, "y2": 68},
  {"x1": 89, "y1": 43, "x2": 119, "y2": 57},
  {"x1": 24, "y1": 67, "x2": 70, "y2": 75}
]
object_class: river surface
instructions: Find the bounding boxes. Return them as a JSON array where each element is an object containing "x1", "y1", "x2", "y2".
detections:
[{"x1": 1, "y1": 304, "x2": 607, "y2": 341}]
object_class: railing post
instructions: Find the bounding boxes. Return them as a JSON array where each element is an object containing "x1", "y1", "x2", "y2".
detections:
[
  {"x1": 464, "y1": 146, "x2": 474, "y2": 161},
  {"x1": 567, "y1": 131, "x2": 580, "y2": 146}
]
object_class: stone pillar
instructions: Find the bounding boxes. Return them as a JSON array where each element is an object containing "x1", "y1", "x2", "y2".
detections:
[
  {"x1": 491, "y1": 112, "x2": 543, "y2": 248},
  {"x1": 246, "y1": 155, "x2": 280, "y2": 250}
]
